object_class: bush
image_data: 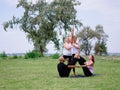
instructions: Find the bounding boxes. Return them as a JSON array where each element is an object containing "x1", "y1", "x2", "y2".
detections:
[
  {"x1": 0, "y1": 52, "x2": 7, "y2": 58},
  {"x1": 24, "y1": 51, "x2": 43, "y2": 59},
  {"x1": 12, "y1": 55, "x2": 18, "y2": 59},
  {"x1": 50, "y1": 53, "x2": 60, "y2": 59}
]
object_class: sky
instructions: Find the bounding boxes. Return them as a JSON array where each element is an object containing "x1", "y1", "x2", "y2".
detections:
[{"x1": 0, "y1": 0, "x2": 120, "y2": 54}]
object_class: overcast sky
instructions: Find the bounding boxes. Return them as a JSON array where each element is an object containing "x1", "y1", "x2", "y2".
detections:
[{"x1": 0, "y1": 0, "x2": 120, "y2": 54}]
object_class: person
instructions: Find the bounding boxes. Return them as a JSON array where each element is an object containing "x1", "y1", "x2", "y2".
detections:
[
  {"x1": 63, "y1": 36, "x2": 72, "y2": 63},
  {"x1": 74, "y1": 54, "x2": 95, "y2": 76},
  {"x1": 62, "y1": 36, "x2": 77, "y2": 76},
  {"x1": 57, "y1": 56, "x2": 69, "y2": 77},
  {"x1": 69, "y1": 27, "x2": 80, "y2": 76},
  {"x1": 71, "y1": 27, "x2": 80, "y2": 56},
  {"x1": 57, "y1": 56, "x2": 80, "y2": 77},
  {"x1": 82, "y1": 55, "x2": 95, "y2": 75}
]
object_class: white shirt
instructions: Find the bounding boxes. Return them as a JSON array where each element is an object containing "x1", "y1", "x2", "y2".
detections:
[
  {"x1": 87, "y1": 66, "x2": 94, "y2": 74},
  {"x1": 63, "y1": 43, "x2": 72, "y2": 56},
  {"x1": 71, "y1": 43, "x2": 79, "y2": 54}
]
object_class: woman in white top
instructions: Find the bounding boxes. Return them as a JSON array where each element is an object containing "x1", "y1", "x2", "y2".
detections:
[
  {"x1": 71, "y1": 36, "x2": 80, "y2": 55},
  {"x1": 71, "y1": 27, "x2": 80, "y2": 56},
  {"x1": 68, "y1": 27, "x2": 80, "y2": 76},
  {"x1": 62, "y1": 36, "x2": 77, "y2": 76},
  {"x1": 63, "y1": 36, "x2": 72, "y2": 57}
]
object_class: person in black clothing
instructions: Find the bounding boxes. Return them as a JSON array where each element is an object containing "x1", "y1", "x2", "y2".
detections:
[
  {"x1": 57, "y1": 56, "x2": 80, "y2": 77},
  {"x1": 57, "y1": 56, "x2": 70, "y2": 77}
]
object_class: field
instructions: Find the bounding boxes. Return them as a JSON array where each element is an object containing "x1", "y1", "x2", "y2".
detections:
[{"x1": 0, "y1": 56, "x2": 120, "y2": 90}]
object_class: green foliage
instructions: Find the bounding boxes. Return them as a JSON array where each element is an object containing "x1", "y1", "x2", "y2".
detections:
[
  {"x1": 51, "y1": 0, "x2": 82, "y2": 51},
  {"x1": 77, "y1": 25, "x2": 108, "y2": 55},
  {"x1": 0, "y1": 52, "x2": 7, "y2": 59},
  {"x1": 94, "y1": 25, "x2": 108, "y2": 55},
  {"x1": 77, "y1": 26, "x2": 97, "y2": 55},
  {"x1": 94, "y1": 42, "x2": 108, "y2": 55},
  {"x1": 3, "y1": 0, "x2": 82, "y2": 54},
  {"x1": 50, "y1": 53, "x2": 60, "y2": 59},
  {"x1": 24, "y1": 51, "x2": 43, "y2": 59},
  {"x1": 12, "y1": 55, "x2": 18, "y2": 59}
]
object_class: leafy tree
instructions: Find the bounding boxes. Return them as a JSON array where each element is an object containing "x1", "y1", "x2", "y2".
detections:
[
  {"x1": 3, "y1": 0, "x2": 57, "y2": 54},
  {"x1": 51, "y1": 0, "x2": 81, "y2": 33},
  {"x1": 50, "y1": 0, "x2": 82, "y2": 51},
  {"x1": 94, "y1": 25, "x2": 108, "y2": 55},
  {"x1": 3, "y1": 0, "x2": 82, "y2": 54},
  {"x1": 77, "y1": 26, "x2": 97, "y2": 55}
]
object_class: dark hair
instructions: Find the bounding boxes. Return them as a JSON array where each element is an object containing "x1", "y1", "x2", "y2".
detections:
[{"x1": 91, "y1": 55, "x2": 95, "y2": 63}]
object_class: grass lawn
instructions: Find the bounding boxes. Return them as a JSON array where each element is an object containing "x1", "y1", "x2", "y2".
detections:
[{"x1": 0, "y1": 56, "x2": 120, "y2": 90}]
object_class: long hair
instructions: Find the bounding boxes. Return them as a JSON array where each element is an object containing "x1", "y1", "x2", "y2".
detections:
[{"x1": 91, "y1": 55, "x2": 95, "y2": 63}]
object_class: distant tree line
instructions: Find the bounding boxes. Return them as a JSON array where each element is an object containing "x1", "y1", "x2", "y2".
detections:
[{"x1": 3, "y1": 0, "x2": 108, "y2": 55}]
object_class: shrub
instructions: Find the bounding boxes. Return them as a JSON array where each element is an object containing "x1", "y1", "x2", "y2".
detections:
[
  {"x1": 12, "y1": 55, "x2": 18, "y2": 59},
  {"x1": 50, "y1": 53, "x2": 60, "y2": 59},
  {"x1": 24, "y1": 51, "x2": 43, "y2": 59},
  {"x1": 0, "y1": 52, "x2": 7, "y2": 58}
]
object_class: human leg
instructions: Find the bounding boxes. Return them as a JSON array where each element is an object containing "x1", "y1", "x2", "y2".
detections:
[
  {"x1": 78, "y1": 56, "x2": 93, "y2": 76},
  {"x1": 67, "y1": 56, "x2": 77, "y2": 76},
  {"x1": 57, "y1": 63, "x2": 70, "y2": 77}
]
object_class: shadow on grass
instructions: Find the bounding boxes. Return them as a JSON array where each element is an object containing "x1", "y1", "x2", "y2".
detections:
[
  {"x1": 70, "y1": 74, "x2": 101, "y2": 78},
  {"x1": 55, "y1": 74, "x2": 100, "y2": 78}
]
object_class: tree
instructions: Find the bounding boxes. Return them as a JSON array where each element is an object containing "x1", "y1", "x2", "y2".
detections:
[
  {"x1": 77, "y1": 26, "x2": 97, "y2": 55},
  {"x1": 4, "y1": 0, "x2": 56, "y2": 54},
  {"x1": 51, "y1": 0, "x2": 81, "y2": 33},
  {"x1": 50, "y1": 0, "x2": 82, "y2": 51},
  {"x1": 94, "y1": 25, "x2": 108, "y2": 55},
  {"x1": 3, "y1": 0, "x2": 82, "y2": 54}
]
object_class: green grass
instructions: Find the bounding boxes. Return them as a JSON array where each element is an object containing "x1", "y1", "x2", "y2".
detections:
[{"x1": 0, "y1": 56, "x2": 120, "y2": 90}]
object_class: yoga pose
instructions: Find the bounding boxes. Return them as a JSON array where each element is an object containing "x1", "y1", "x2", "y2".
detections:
[
  {"x1": 57, "y1": 27, "x2": 95, "y2": 77},
  {"x1": 57, "y1": 56, "x2": 80, "y2": 77},
  {"x1": 70, "y1": 27, "x2": 80, "y2": 76},
  {"x1": 62, "y1": 30, "x2": 78, "y2": 76},
  {"x1": 57, "y1": 55, "x2": 95, "y2": 77},
  {"x1": 74, "y1": 54, "x2": 95, "y2": 76},
  {"x1": 63, "y1": 36, "x2": 72, "y2": 63}
]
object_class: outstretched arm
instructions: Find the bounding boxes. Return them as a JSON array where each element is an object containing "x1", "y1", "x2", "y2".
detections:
[
  {"x1": 81, "y1": 65, "x2": 87, "y2": 67},
  {"x1": 68, "y1": 65, "x2": 81, "y2": 68}
]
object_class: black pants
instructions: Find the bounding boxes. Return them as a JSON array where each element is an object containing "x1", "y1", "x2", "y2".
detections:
[
  {"x1": 57, "y1": 62, "x2": 70, "y2": 77},
  {"x1": 68, "y1": 56, "x2": 93, "y2": 77},
  {"x1": 78, "y1": 57, "x2": 93, "y2": 76},
  {"x1": 63, "y1": 55, "x2": 75, "y2": 74},
  {"x1": 63, "y1": 55, "x2": 72, "y2": 62}
]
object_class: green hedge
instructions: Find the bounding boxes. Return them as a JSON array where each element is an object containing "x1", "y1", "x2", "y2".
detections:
[
  {"x1": 50, "y1": 53, "x2": 60, "y2": 59},
  {"x1": 24, "y1": 51, "x2": 44, "y2": 59}
]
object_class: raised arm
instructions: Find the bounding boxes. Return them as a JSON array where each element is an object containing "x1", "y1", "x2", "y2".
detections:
[{"x1": 71, "y1": 27, "x2": 74, "y2": 44}]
